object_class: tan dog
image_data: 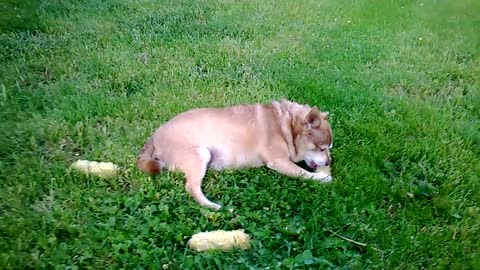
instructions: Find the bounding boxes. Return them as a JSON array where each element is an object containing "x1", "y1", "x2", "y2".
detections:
[{"x1": 137, "y1": 100, "x2": 333, "y2": 210}]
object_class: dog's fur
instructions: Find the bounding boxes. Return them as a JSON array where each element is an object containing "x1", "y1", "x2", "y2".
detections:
[{"x1": 137, "y1": 100, "x2": 333, "y2": 210}]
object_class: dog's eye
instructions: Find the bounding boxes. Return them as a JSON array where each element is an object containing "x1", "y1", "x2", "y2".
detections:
[{"x1": 320, "y1": 147, "x2": 327, "y2": 152}]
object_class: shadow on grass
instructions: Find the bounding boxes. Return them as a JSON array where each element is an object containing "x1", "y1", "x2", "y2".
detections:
[{"x1": 0, "y1": 0, "x2": 44, "y2": 33}]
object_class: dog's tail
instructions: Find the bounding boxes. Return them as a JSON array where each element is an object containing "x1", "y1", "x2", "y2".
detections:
[{"x1": 136, "y1": 138, "x2": 161, "y2": 174}]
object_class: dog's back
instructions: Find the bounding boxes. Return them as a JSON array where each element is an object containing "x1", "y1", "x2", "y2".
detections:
[{"x1": 137, "y1": 103, "x2": 280, "y2": 173}]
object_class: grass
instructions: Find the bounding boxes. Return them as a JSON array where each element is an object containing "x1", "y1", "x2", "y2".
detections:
[{"x1": 1, "y1": 0, "x2": 479, "y2": 268}]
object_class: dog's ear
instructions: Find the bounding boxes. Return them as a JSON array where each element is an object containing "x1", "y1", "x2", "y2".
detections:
[
  {"x1": 320, "y1": 111, "x2": 329, "y2": 120},
  {"x1": 304, "y1": 106, "x2": 322, "y2": 129}
]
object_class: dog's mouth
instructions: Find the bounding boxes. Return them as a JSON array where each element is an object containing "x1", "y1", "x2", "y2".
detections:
[
  {"x1": 307, "y1": 161, "x2": 318, "y2": 169},
  {"x1": 296, "y1": 161, "x2": 316, "y2": 172}
]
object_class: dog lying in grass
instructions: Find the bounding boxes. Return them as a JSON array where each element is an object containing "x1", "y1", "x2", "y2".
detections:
[{"x1": 137, "y1": 100, "x2": 333, "y2": 210}]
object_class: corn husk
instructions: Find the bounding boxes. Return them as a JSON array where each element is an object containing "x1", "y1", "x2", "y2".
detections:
[
  {"x1": 71, "y1": 160, "x2": 119, "y2": 178},
  {"x1": 188, "y1": 229, "x2": 250, "y2": 252}
]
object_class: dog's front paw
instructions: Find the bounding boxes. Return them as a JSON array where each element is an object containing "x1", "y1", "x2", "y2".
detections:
[
  {"x1": 311, "y1": 172, "x2": 333, "y2": 183},
  {"x1": 207, "y1": 202, "x2": 222, "y2": 211}
]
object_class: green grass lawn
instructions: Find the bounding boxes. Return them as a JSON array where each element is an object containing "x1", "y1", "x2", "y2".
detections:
[{"x1": 1, "y1": 0, "x2": 479, "y2": 268}]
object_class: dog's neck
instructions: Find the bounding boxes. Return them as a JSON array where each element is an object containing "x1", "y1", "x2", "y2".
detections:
[{"x1": 271, "y1": 101, "x2": 306, "y2": 161}]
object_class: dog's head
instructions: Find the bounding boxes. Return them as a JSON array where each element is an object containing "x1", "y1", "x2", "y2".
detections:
[{"x1": 294, "y1": 106, "x2": 333, "y2": 168}]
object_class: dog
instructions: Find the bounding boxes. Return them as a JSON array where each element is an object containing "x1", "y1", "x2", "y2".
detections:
[{"x1": 136, "y1": 100, "x2": 333, "y2": 210}]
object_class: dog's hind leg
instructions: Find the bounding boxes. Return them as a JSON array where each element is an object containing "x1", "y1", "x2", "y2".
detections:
[{"x1": 182, "y1": 147, "x2": 222, "y2": 210}]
